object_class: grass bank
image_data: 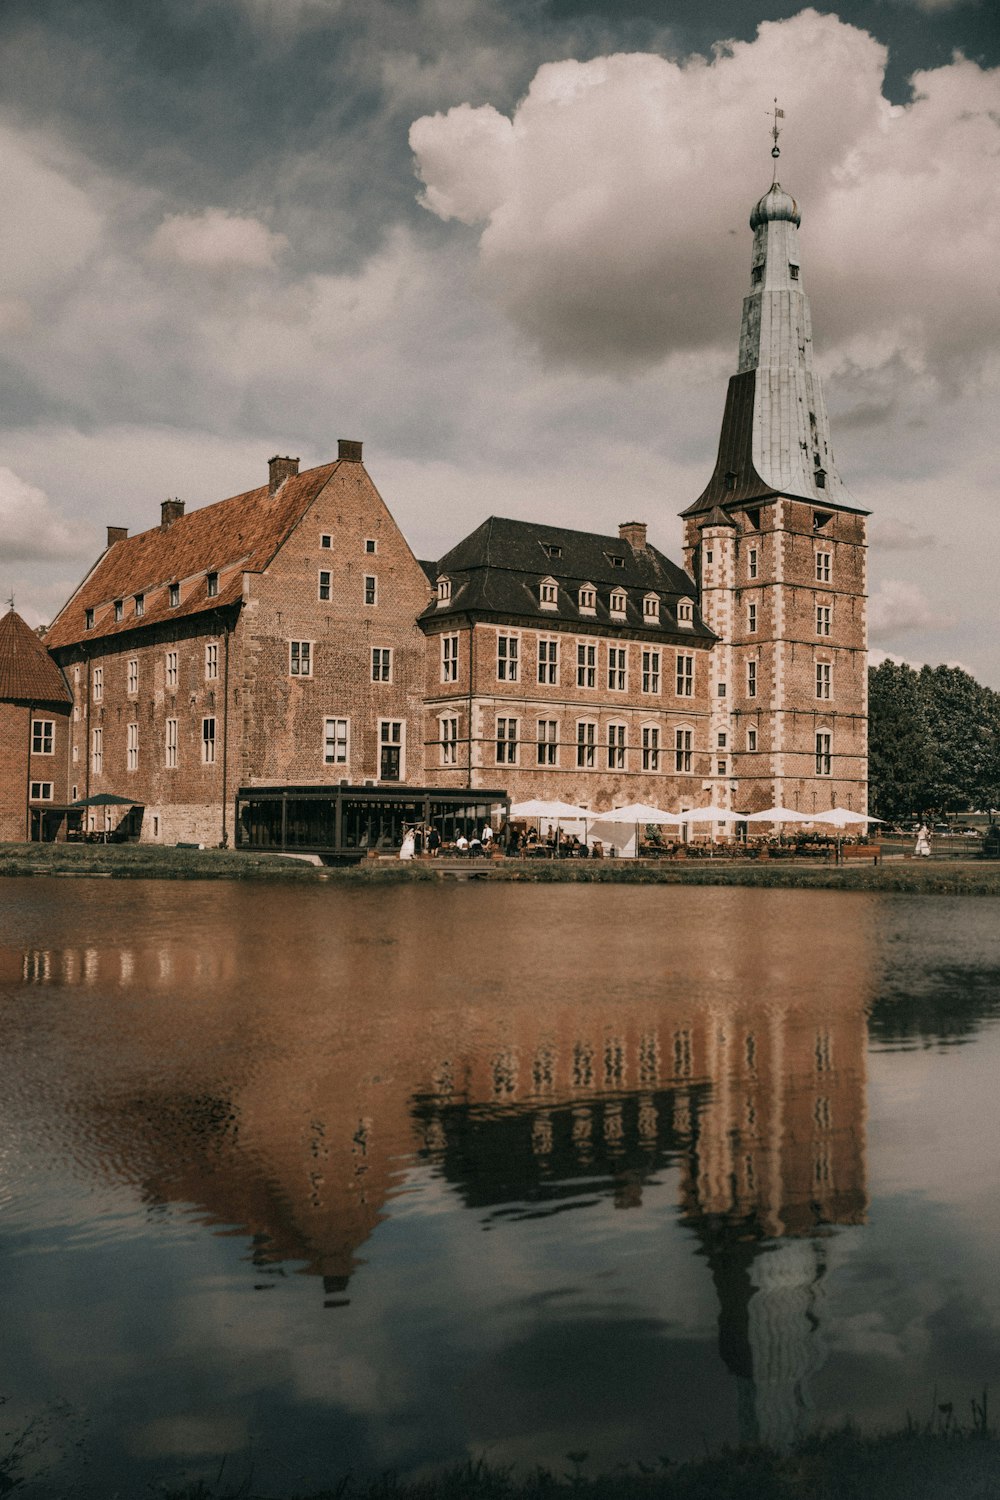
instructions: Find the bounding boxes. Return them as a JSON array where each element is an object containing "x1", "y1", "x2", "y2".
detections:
[
  {"x1": 149, "y1": 1426, "x2": 1000, "y2": 1500},
  {"x1": 3, "y1": 841, "x2": 1000, "y2": 894}
]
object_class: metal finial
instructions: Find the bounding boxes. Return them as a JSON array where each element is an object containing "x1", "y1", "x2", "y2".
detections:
[
  {"x1": 5, "y1": 592, "x2": 13, "y2": 613},
  {"x1": 770, "y1": 99, "x2": 784, "y2": 172}
]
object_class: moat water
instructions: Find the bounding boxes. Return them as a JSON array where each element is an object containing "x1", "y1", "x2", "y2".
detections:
[{"x1": 2, "y1": 880, "x2": 1000, "y2": 1495}]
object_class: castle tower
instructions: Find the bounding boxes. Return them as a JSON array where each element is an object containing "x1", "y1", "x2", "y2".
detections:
[{"x1": 682, "y1": 129, "x2": 869, "y2": 816}]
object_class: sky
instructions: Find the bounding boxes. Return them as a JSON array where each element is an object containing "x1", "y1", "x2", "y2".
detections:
[{"x1": 0, "y1": 0, "x2": 997, "y2": 681}]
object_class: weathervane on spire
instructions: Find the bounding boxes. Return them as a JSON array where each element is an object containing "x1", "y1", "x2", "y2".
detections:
[{"x1": 770, "y1": 99, "x2": 784, "y2": 175}]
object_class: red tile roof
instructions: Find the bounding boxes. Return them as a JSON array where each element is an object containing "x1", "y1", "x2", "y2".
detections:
[
  {"x1": 0, "y1": 609, "x2": 72, "y2": 704},
  {"x1": 45, "y1": 460, "x2": 342, "y2": 649}
]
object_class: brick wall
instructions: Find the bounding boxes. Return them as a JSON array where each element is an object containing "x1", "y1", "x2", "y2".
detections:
[{"x1": 0, "y1": 700, "x2": 71, "y2": 841}]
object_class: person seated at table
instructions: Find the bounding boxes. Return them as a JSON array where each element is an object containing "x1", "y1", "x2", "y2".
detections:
[
  {"x1": 469, "y1": 834, "x2": 483, "y2": 856},
  {"x1": 455, "y1": 832, "x2": 469, "y2": 854}
]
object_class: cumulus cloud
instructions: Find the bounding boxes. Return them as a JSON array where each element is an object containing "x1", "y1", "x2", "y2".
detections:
[
  {"x1": 869, "y1": 578, "x2": 952, "y2": 640},
  {"x1": 410, "y1": 11, "x2": 1000, "y2": 378},
  {"x1": 0, "y1": 468, "x2": 86, "y2": 563},
  {"x1": 148, "y1": 210, "x2": 288, "y2": 270},
  {"x1": 868, "y1": 516, "x2": 938, "y2": 550},
  {"x1": 0, "y1": 127, "x2": 103, "y2": 307}
]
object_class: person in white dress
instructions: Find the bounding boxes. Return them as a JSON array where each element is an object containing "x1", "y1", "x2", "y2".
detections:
[
  {"x1": 914, "y1": 823, "x2": 931, "y2": 857},
  {"x1": 399, "y1": 828, "x2": 416, "y2": 860}
]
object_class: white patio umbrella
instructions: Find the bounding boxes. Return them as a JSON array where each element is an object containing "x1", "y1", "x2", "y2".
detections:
[
  {"x1": 510, "y1": 798, "x2": 591, "y2": 821},
  {"x1": 602, "y1": 802, "x2": 686, "y2": 825},
  {"x1": 682, "y1": 803, "x2": 742, "y2": 823},
  {"x1": 810, "y1": 808, "x2": 884, "y2": 828},
  {"x1": 743, "y1": 805, "x2": 815, "y2": 824}
]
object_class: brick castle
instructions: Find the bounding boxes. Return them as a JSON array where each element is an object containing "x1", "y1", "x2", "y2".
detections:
[{"x1": 0, "y1": 171, "x2": 868, "y2": 845}]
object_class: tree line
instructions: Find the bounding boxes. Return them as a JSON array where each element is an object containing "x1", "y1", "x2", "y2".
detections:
[{"x1": 868, "y1": 661, "x2": 1000, "y2": 822}]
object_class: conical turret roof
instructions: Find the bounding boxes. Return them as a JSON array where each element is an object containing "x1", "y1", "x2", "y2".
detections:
[{"x1": 0, "y1": 609, "x2": 72, "y2": 704}]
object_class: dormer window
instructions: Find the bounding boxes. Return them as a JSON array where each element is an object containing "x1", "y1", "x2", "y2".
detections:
[
  {"x1": 85, "y1": 608, "x2": 94, "y2": 631},
  {"x1": 544, "y1": 543, "x2": 562, "y2": 560},
  {"x1": 436, "y1": 576, "x2": 452, "y2": 605},
  {"x1": 609, "y1": 589, "x2": 627, "y2": 617},
  {"x1": 677, "y1": 598, "x2": 693, "y2": 628},
  {"x1": 724, "y1": 470, "x2": 738, "y2": 491},
  {"x1": 134, "y1": 594, "x2": 144, "y2": 617},
  {"x1": 207, "y1": 571, "x2": 219, "y2": 598},
  {"x1": 168, "y1": 582, "x2": 180, "y2": 608},
  {"x1": 814, "y1": 468, "x2": 827, "y2": 490},
  {"x1": 113, "y1": 599, "x2": 123, "y2": 622},
  {"x1": 609, "y1": 555, "x2": 624, "y2": 569},
  {"x1": 578, "y1": 584, "x2": 596, "y2": 613},
  {"x1": 746, "y1": 507, "x2": 761, "y2": 530},
  {"x1": 812, "y1": 510, "x2": 832, "y2": 532},
  {"x1": 789, "y1": 262, "x2": 800, "y2": 281},
  {"x1": 539, "y1": 577, "x2": 558, "y2": 608},
  {"x1": 643, "y1": 593, "x2": 659, "y2": 621}
]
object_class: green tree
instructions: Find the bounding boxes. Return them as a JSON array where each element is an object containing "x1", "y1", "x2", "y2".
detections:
[{"x1": 867, "y1": 661, "x2": 932, "y2": 820}]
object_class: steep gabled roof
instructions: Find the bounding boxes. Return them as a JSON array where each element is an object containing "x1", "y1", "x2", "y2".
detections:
[
  {"x1": 421, "y1": 516, "x2": 714, "y2": 642},
  {"x1": 45, "y1": 461, "x2": 342, "y2": 649},
  {"x1": 0, "y1": 609, "x2": 72, "y2": 704}
]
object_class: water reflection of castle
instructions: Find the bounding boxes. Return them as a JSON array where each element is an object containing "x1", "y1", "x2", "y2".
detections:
[{"x1": 9, "y1": 892, "x2": 870, "y2": 1449}]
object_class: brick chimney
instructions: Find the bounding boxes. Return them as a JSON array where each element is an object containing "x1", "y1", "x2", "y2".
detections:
[
  {"x1": 268, "y1": 455, "x2": 299, "y2": 494},
  {"x1": 106, "y1": 525, "x2": 128, "y2": 548},
  {"x1": 619, "y1": 520, "x2": 648, "y2": 550},
  {"x1": 161, "y1": 498, "x2": 185, "y2": 529},
  {"x1": 338, "y1": 438, "x2": 363, "y2": 463}
]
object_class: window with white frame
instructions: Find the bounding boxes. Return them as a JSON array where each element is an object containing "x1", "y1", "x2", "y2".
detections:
[
  {"x1": 165, "y1": 651, "x2": 177, "y2": 689},
  {"x1": 538, "y1": 637, "x2": 558, "y2": 685},
  {"x1": 324, "y1": 717, "x2": 349, "y2": 765},
  {"x1": 717, "y1": 682, "x2": 727, "y2": 698},
  {"x1": 718, "y1": 731, "x2": 727, "y2": 748},
  {"x1": 748, "y1": 547, "x2": 758, "y2": 580},
  {"x1": 91, "y1": 727, "x2": 103, "y2": 774},
  {"x1": 496, "y1": 716, "x2": 518, "y2": 764},
  {"x1": 717, "y1": 759, "x2": 727, "y2": 775},
  {"x1": 747, "y1": 726, "x2": 758, "y2": 752},
  {"x1": 539, "y1": 578, "x2": 558, "y2": 608},
  {"x1": 578, "y1": 584, "x2": 596, "y2": 613},
  {"x1": 674, "y1": 727, "x2": 692, "y2": 773},
  {"x1": 497, "y1": 634, "x2": 519, "y2": 682},
  {"x1": 643, "y1": 593, "x2": 660, "y2": 621},
  {"x1": 677, "y1": 599, "x2": 693, "y2": 627},
  {"x1": 437, "y1": 576, "x2": 452, "y2": 604},
  {"x1": 642, "y1": 649, "x2": 660, "y2": 694},
  {"x1": 576, "y1": 721, "x2": 596, "y2": 768},
  {"x1": 642, "y1": 725, "x2": 660, "y2": 771},
  {"x1": 205, "y1": 642, "x2": 218, "y2": 680},
  {"x1": 127, "y1": 721, "x2": 138, "y2": 771},
  {"x1": 320, "y1": 533, "x2": 332, "y2": 550},
  {"x1": 31, "y1": 720, "x2": 54, "y2": 755},
  {"x1": 816, "y1": 603, "x2": 831, "y2": 636},
  {"x1": 365, "y1": 538, "x2": 377, "y2": 555},
  {"x1": 815, "y1": 551, "x2": 832, "y2": 583},
  {"x1": 379, "y1": 720, "x2": 403, "y2": 780},
  {"x1": 747, "y1": 602, "x2": 757, "y2": 633},
  {"x1": 537, "y1": 719, "x2": 558, "y2": 766},
  {"x1": 816, "y1": 661, "x2": 832, "y2": 700},
  {"x1": 290, "y1": 640, "x2": 312, "y2": 677},
  {"x1": 607, "y1": 645, "x2": 627, "y2": 691},
  {"x1": 676, "y1": 654, "x2": 694, "y2": 696},
  {"x1": 371, "y1": 647, "x2": 392, "y2": 682},
  {"x1": 29, "y1": 782, "x2": 53, "y2": 801},
  {"x1": 127, "y1": 658, "x2": 138, "y2": 695},
  {"x1": 816, "y1": 730, "x2": 832, "y2": 775},
  {"x1": 442, "y1": 634, "x2": 459, "y2": 682},
  {"x1": 165, "y1": 718, "x2": 178, "y2": 768},
  {"x1": 576, "y1": 642, "x2": 596, "y2": 688},
  {"x1": 93, "y1": 665, "x2": 103, "y2": 701},
  {"x1": 747, "y1": 660, "x2": 758, "y2": 698},
  {"x1": 202, "y1": 717, "x2": 216, "y2": 764},
  {"x1": 364, "y1": 575, "x2": 377, "y2": 606},
  {"x1": 607, "y1": 722, "x2": 626, "y2": 769},
  {"x1": 318, "y1": 570, "x2": 332, "y2": 602},
  {"x1": 439, "y1": 716, "x2": 458, "y2": 766}
]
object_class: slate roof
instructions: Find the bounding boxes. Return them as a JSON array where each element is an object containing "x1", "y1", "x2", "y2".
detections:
[
  {"x1": 420, "y1": 517, "x2": 714, "y2": 642},
  {"x1": 0, "y1": 609, "x2": 72, "y2": 704},
  {"x1": 45, "y1": 461, "x2": 342, "y2": 649}
]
